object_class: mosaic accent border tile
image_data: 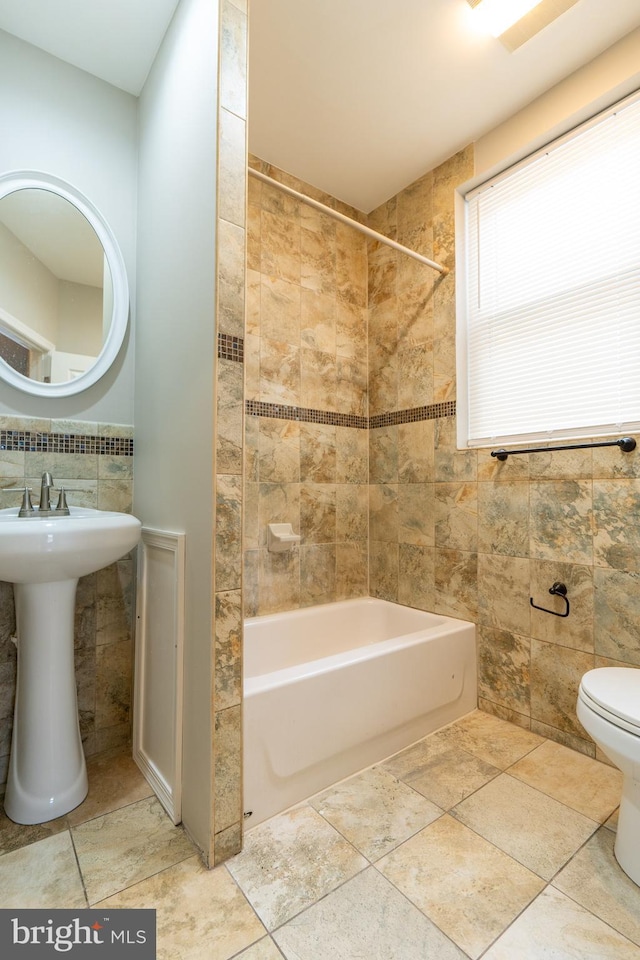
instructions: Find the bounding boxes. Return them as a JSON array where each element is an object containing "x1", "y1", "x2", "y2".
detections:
[
  {"x1": 219, "y1": 334, "x2": 456, "y2": 428},
  {"x1": 0, "y1": 431, "x2": 134, "y2": 456},
  {"x1": 369, "y1": 402, "x2": 456, "y2": 428},
  {"x1": 218, "y1": 333, "x2": 245, "y2": 363},
  {"x1": 246, "y1": 400, "x2": 456, "y2": 429},
  {"x1": 246, "y1": 400, "x2": 368, "y2": 429}
]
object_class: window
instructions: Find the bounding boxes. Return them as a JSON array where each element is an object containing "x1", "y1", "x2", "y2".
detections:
[{"x1": 457, "y1": 91, "x2": 640, "y2": 449}]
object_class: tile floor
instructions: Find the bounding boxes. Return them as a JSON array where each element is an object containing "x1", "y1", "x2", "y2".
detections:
[{"x1": 1, "y1": 711, "x2": 640, "y2": 959}]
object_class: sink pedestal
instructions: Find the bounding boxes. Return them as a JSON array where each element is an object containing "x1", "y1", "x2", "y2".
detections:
[{"x1": 4, "y1": 579, "x2": 88, "y2": 824}]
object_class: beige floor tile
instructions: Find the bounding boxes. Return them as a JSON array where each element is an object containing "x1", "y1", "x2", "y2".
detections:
[
  {"x1": 310, "y1": 766, "x2": 442, "y2": 860},
  {"x1": 0, "y1": 807, "x2": 68, "y2": 855},
  {"x1": 72, "y1": 796, "x2": 195, "y2": 903},
  {"x1": 273, "y1": 867, "x2": 466, "y2": 960},
  {"x1": 236, "y1": 938, "x2": 283, "y2": 960},
  {"x1": 439, "y1": 710, "x2": 544, "y2": 769},
  {"x1": 451, "y1": 773, "x2": 598, "y2": 880},
  {"x1": 509, "y1": 739, "x2": 623, "y2": 822},
  {"x1": 382, "y1": 729, "x2": 455, "y2": 778},
  {"x1": 67, "y1": 748, "x2": 153, "y2": 825},
  {"x1": 483, "y1": 885, "x2": 640, "y2": 959},
  {"x1": 392, "y1": 742, "x2": 501, "y2": 810},
  {"x1": 226, "y1": 804, "x2": 367, "y2": 930},
  {"x1": 0, "y1": 831, "x2": 86, "y2": 907},
  {"x1": 97, "y1": 856, "x2": 266, "y2": 960},
  {"x1": 553, "y1": 827, "x2": 640, "y2": 946},
  {"x1": 604, "y1": 808, "x2": 619, "y2": 831},
  {"x1": 377, "y1": 814, "x2": 544, "y2": 959}
]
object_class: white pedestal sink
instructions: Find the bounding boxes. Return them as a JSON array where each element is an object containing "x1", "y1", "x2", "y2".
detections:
[{"x1": 0, "y1": 505, "x2": 141, "y2": 824}]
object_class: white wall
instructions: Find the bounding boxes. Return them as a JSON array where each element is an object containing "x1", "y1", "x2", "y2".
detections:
[
  {"x1": 0, "y1": 220, "x2": 59, "y2": 342},
  {"x1": 474, "y1": 27, "x2": 640, "y2": 179},
  {"x1": 57, "y1": 281, "x2": 103, "y2": 355},
  {"x1": 0, "y1": 30, "x2": 137, "y2": 423},
  {"x1": 135, "y1": 0, "x2": 219, "y2": 856}
]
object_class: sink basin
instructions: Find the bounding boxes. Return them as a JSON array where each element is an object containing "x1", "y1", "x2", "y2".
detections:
[
  {"x1": 1, "y1": 505, "x2": 142, "y2": 825},
  {"x1": 0, "y1": 506, "x2": 141, "y2": 583}
]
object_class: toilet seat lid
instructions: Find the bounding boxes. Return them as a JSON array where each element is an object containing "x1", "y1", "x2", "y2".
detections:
[{"x1": 580, "y1": 667, "x2": 640, "y2": 729}]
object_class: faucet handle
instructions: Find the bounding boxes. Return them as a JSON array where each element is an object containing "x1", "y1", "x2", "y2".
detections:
[
  {"x1": 10, "y1": 486, "x2": 35, "y2": 517},
  {"x1": 54, "y1": 487, "x2": 84, "y2": 513}
]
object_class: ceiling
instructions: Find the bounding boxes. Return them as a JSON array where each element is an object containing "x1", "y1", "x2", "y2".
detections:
[
  {"x1": 1, "y1": 0, "x2": 640, "y2": 211},
  {"x1": 0, "y1": 189, "x2": 104, "y2": 287},
  {"x1": 248, "y1": 0, "x2": 640, "y2": 211},
  {"x1": 0, "y1": 0, "x2": 181, "y2": 96}
]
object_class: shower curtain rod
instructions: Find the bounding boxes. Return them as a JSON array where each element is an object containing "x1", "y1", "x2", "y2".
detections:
[{"x1": 248, "y1": 167, "x2": 449, "y2": 276}]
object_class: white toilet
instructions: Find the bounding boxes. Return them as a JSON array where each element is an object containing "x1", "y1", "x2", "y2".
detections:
[{"x1": 577, "y1": 667, "x2": 640, "y2": 886}]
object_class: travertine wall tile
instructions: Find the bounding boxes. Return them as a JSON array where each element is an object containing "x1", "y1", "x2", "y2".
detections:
[
  {"x1": 477, "y1": 481, "x2": 529, "y2": 557},
  {"x1": 400, "y1": 483, "x2": 436, "y2": 547},
  {"x1": 370, "y1": 541, "x2": 399, "y2": 602},
  {"x1": 478, "y1": 626, "x2": 531, "y2": 715},
  {"x1": 369, "y1": 426, "x2": 398, "y2": 484},
  {"x1": 398, "y1": 544, "x2": 435, "y2": 611},
  {"x1": 259, "y1": 548, "x2": 300, "y2": 614},
  {"x1": 217, "y1": 359, "x2": 244, "y2": 474},
  {"x1": 336, "y1": 485, "x2": 368, "y2": 541},
  {"x1": 530, "y1": 481, "x2": 593, "y2": 564},
  {"x1": 300, "y1": 423, "x2": 337, "y2": 482},
  {"x1": 336, "y1": 428, "x2": 368, "y2": 484},
  {"x1": 218, "y1": 218, "x2": 246, "y2": 337},
  {"x1": 336, "y1": 541, "x2": 369, "y2": 599},
  {"x1": 245, "y1": 160, "x2": 369, "y2": 619},
  {"x1": 214, "y1": 705, "x2": 242, "y2": 834},
  {"x1": 398, "y1": 421, "x2": 434, "y2": 483},
  {"x1": 301, "y1": 482, "x2": 336, "y2": 543},
  {"x1": 593, "y1": 479, "x2": 640, "y2": 571},
  {"x1": 219, "y1": 107, "x2": 247, "y2": 227},
  {"x1": 434, "y1": 549, "x2": 478, "y2": 621},
  {"x1": 258, "y1": 420, "x2": 300, "y2": 483},
  {"x1": 219, "y1": 0, "x2": 247, "y2": 117},
  {"x1": 95, "y1": 639, "x2": 132, "y2": 729},
  {"x1": 530, "y1": 640, "x2": 595, "y2": 746},
  {"x1": 214, "y1": 590, "x2": 242, "y2": 711},
  {"x1": 478, "y1": 554, "x2": 531, "y2": 637},
  {"x1": 370, "y1": 483, "x2": 399, "y2": 543},
  {"x1": 212, "y1": 0, "x2": 248, "y2": 864},
  {"x1": 300, "y1": 544, "x2": 337, "y2": 606},
  {"x1": 216, "y1": 475, "x2": 242, "y2": 593},
  {"x1": 593, "y1": 567, "x2": 640, "y2": 664},
  {"x1": 435, "y1": 482, "x2": 477, "y2": 552}
]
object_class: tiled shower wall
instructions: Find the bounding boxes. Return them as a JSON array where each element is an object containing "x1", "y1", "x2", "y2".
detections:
[
  {"x1": 244, "y1": 143, "x2": 640, "y2": 762},
  {"x1": 0, "y1": 416, "x2": 135, "y2": 792},
  {"x1": 243, "y1": 157, "x2": 370, "y2": 616},
  {"x1": 211, "y1": 0, "x2": 249, "y2": 865},
  {"x1": 368, "y1": 145, "x2": 640, "y2": 759}
]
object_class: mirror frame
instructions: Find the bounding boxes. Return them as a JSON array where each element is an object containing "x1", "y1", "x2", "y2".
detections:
[{"x1": 0, "y1": 170, "x2": 129, "y2": 397}]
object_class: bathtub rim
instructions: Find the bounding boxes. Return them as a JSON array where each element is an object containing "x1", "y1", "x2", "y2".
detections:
[
  {"x1": 244, "y1": 595, "x2": 448, "y2": 634},
  {"x1": 244, "y1": 599, "x2": 475, "y2": 696}
]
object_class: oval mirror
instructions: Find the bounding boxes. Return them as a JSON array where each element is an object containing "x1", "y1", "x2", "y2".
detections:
[{"x1": 0, "y1": 171, "x2": 129, "y2": 397}]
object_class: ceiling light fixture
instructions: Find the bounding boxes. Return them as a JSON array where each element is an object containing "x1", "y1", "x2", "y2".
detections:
[{"x1": 469, "y1": 0, "x2": 545, "y2": 37}]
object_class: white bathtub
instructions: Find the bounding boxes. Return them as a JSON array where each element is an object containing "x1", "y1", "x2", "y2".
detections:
[{"x1": 243, "y1": 597, "x2": 476, "y2": 826}]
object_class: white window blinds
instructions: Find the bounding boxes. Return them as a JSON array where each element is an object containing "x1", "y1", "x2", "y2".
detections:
[{"x1": 460, "y1": 92, "x2": 640, "y2": 448}]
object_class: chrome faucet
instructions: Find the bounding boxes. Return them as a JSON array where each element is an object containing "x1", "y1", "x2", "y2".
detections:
[{"x1": 39, "y1": 471, "x2": 54, "y2": 512}]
